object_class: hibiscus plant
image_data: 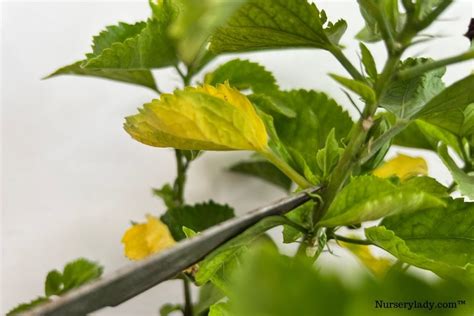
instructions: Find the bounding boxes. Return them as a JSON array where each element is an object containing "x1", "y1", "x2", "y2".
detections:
[{"x1": 7, "y1": 0, "x2": 474, "y2": 315}]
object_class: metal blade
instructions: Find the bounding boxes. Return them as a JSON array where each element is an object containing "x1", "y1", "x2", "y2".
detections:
[{"x1": 25, "y1": 186, "x2": 321, "y2": 316}]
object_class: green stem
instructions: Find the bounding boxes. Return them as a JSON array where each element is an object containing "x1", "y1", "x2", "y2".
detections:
[
  {"x1": 359, "y1": 120, "x2": 410, "y2": 165},
  {"x1": 261, "y1": 150, "x2": 313, "y2": 189},
  {"x1": 316, "y1": 52, "x2": 404, "y2": 225},
  {"x1": 182, "y1": 278, "x2": 193, "y2": 316},
  {"x1": 329, "y1": 46, "x2": 365, "y2": 81},
  {"x1": 397, "y1": 50, "x2": 474, "y2": 81},
  {"x1": 330, "y1": 234, "x2": 373, "y2": 246},
  {"x1": 173, "y1": 150, "x2": 189, "y2": 207}
]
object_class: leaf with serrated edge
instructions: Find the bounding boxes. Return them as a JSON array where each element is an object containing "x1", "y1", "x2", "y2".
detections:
[
  {"x1": 319, "y1": 175, "x2": 445, "y2": 227},
  {"x1": 195, "y1": 216, "x2": 294, "y2": 285},
  {"x1": 45, "y1": 61, "x2": 158, "y2": 91},
  {"x1": 380, "y1": 58, "x2": 445, "y2": 119},
  {"x1": 125, "y1": 83, "x2": 269, "y2": 152},
  {"x1": 161, "y1": 201, "x2": 235, "y2": 241},
  {"x1": 210, "y1": 0, "x2": 347, "y2": 53},
  {"x1": 438, "y1": 144, "x2": 474, "y2": 199},
  {"x1": 366, "y1": 198, "x2": 474, "y2": 285},
  {"x1": 205, "y1": 59, "x2": 278, "y2": 94},
  {"x1": 415, "y1": 75, "x2": 474, "y2": 135}
]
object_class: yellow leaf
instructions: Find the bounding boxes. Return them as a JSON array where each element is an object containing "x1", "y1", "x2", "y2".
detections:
[
  {"x1": 373, "y1": 154, "x2": 428, "y2": 181},
  {"x1": 124, "y1": 83, "x2": 268, "y2": 152},
  {"x1": 121, "y1": 215, "x2": 175, "y2": 260},
  {"x1": 340, "y1": 241, "x2": 392, "y2": 278}
]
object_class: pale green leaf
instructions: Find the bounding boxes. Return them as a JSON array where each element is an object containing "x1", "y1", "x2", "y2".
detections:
[
  {"x1": 229, "y1": 159, "x2": 292, "y2": 191},
  {"x1": 210, "y1": 0, "x2": 347, "y2": 53},
  {"x1": 366, "y1": 198, "x2": 474, "y2": 285},
  {"x1": 182, "y1": 226, "x2": 198, "y2": 239},
  {"x1": 209, "y1": 302, "x2": 231, "y2": 316},
  {"x1": 228, "y1": 243, "x2": 472, "y2": 316},
  {"x1": 356, "y1": 0, "x2": 405, "y2": 43},
  {"x1": 248, "y1": 94, "x2": 296, "y2": 118},
  {"x1": 169, "y1": 0, "x2": 245, "y2": 64},
  {"x1": 159, "y1": 304, "x2": 183, "y2": 316},
  {"x1": 394, "y1": 119, "x2": 463, "y2": 156},
  {"x1": 194, "y1": 283, "x2": 225, "y2": 314},
  {"x1": 380, "y1": 58, "x2": 446, "y2": 118},
  {"x1": 319, "y1": 176, "x2": 446, "y2": 227},
  {"x1": 415, "y1": 75, "x2": 474, "y2": 135},
  {"x1": 330, "y1": 74, "x2": 376, "y2": 104},
  {"x1": 438, "y1": 144, "x2": 474, "y2": 199},
  {"x1": 360, "y1": 43, "x2": 378, "y2": 80},
  {"x1": 315, "y1": 129, "x2": 344, "y2": 180},
  {"x1": 195, "y1": 216, "x2": 292, "y2": 285},
  {"x1": 7, "y1": 297, "x2": 50, "y2": 316},
  {"x1": 204, "y1": 59, "x2": 278, "y2": 94},
  {"x1": 161, "y1": 201, "x2": 234, "y2": 241},
  {"x1": 45, "y1": 61, "x2": 158, "y2": 91}
]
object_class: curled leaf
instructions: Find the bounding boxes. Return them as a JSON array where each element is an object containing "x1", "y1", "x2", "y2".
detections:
[
  {"x1": 122, "y1": 215, "x2": 175, "y2": 260},
  {"x1": 373, "y1": 154, "x2": 428, "y2": 181},
  {"x1": 125, "y1": 83, "x2": 268, "y2": 152}
]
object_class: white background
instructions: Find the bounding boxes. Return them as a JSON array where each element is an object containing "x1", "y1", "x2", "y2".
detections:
[{"x1": 1, "y1": 0, "x2": 473, "y2": 315}]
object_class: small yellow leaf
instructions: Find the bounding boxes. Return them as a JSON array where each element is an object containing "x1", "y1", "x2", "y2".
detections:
[
  {"x1": 124, "y1": 83, "x2": 268, "y2": 152},
  {"x1": 373, "y1": 154, "x2": 428, "y2": 181},
  {"x1": 121, "y1": 215, "x2": 175, "y2": 260},
  {"x1": 340, "y1": 241, "x2": 392, "y2": 278}
]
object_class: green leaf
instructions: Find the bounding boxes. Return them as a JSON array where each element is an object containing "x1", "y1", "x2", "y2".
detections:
[
  {"x1": 381, "y1": 58, "x2": 446, "y2": 118},
  {"x1": 44, "y1": 270, "x2": 62, "y2": 297},
  {"x1": 7, "y1": 297, "x2": 50, "y2": 316},
  {"x1": 45, "y1": 61, "x2": 158, "y2": 91},
  {"x1": 319, "y1": 175, "x2": 446, "y2": 227},
  {"x1": 271, "y1": 90, "x2": 353, "y2": 179},
  {"x1": 161, "y1": 201, "x2": 234, "y2": 241},
  {"x1": 90, "y1": 21, "x2": 147, "y2": 56},
  {"x1": 210, "y1": 0, "x2": 347, "y2": 54},
  {"x1": 438, "y1": 144, "x2": 474, "y2": 199},
  {"x1": 195, "y1": 216, "x2": 292, "y2": 285},
  {"x1": 152, "y1": 183, "x2": 176, "y2": 209},
  {"x1": 228, "y1": 243, "x2": 473, "y2": 316},
  {"x1": 282, "y1": 201, "x2": 313, "y2": 243},
  {"x1": 84, "y1": 11, "x2": 177, "y2": 70},
  {"x1": 169, "y1": 0, "x2": 245, "y2": 64},
  {"x1": 194, "y1": 282, "x2": 225, "y2": 314},
  {"x1": 356, "y1": 0, "x2": 405, "y2": 43},
  {"x1": 415, "y1": 75, "x2": 474, "y2": 135},
  {"x1": 248, "y1": 94, "x2": 296, "y2": 118},
  {"x1": 204, "y1": 59, "x2": 278, "y2": 94},
  {"x1": 462, "y1": 103, "x2": 474, "y2": 136},
  {"x1": 7, "y1": 258, "x2": 102, "y2": 315},
  {"x1": 209, "y1": 302, "x2": 232, "y2": 316},
  {"x1": 366, "y1": 198, "x2": 474, "y2": 285},
  {"x1": 360, "y1": 43, "x2": 378, "y2": 80},
  {"x1": 159, "y1": 303, "x2": 183, "y2": 316},
  {"x1": 393, "y1": 119, "x2": 463, "y2": 156},
  {"x1": 229, "y1": 159, "x2": 292, "y2": 191},
  {"x1": 182, "y1": 226, "x2": 198, "y2": 239},
  {"x1": 61, "y1": 259, "x2": 103, "y2": 292},
  {"x1": 330, "y1": 74, "x2": 376, "y2": 104},
  {"x1": 315, "y1": 129, "x2": 344, "y2": 180}
]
